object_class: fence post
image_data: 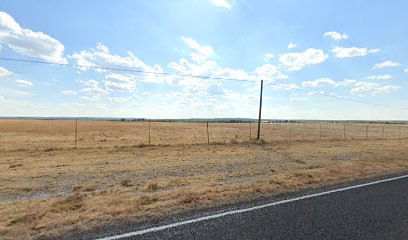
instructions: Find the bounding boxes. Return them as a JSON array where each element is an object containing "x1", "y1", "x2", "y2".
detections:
[
  {"x1": 206, "y1": 122, "x2": 210, "y2": 145},
  {"x1": 249, "y1": 122, "x2": 252, "y2": 140},
  {"x1": 148, "y1": 121, "x2": 151, "y2": 145},
  {"x1": 74, "y1": 120, "x2": 78, "y2": 147},
  {"x1": 319, "y1": 123, "x2": 322, "y2": 140},
  {"x1": 289, "y1": 125, "x2": 292, "y2": 141},
  {"x1": 382, "y1": 125, "x2": 385, "y2": 139},
  {"x1": 399, "y1": 126, "x2": 402, "y2": 140},
  {"x1": 343, "y1": 124, "x2": 346, "y2": 140},
  {"x1": 366, "y1": 125, "x2": 368, "y2": 140}
]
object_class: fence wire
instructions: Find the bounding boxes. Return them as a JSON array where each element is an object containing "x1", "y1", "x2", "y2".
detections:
[{"x1": 0, "y1": 120, "x2": 407, "y2": 150}]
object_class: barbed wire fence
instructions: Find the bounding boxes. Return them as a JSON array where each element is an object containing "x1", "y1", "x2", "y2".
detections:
[
  {"x1": 0, "y1": 119, "x2": 407, "y2": 150},
  {"x1": 0, "y1": 57, "x2": 407, "y2": 150}
]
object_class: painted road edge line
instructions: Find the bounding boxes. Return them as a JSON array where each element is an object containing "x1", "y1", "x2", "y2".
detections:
[{"x1": 97, "y1": 174, "x2": 408, "y2": 240}]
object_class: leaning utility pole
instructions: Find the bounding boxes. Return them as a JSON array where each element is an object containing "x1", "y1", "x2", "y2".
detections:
[{"x1": 257, "y1": 80, "x2": 264, "y2": 140}]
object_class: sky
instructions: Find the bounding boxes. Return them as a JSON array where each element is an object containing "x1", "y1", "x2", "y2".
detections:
[{"x1": 0, "y1": 0, "x2": 407, "y2": 120}]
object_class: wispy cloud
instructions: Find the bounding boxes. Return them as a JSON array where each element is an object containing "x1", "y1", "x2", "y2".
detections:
[
  {"x1": 324, "y1": 31, "x2": 348, "y2": 41},
  {"x1": 373, "y1": 61, "x2": 400, "y2": 69},
  {"x1": 332, "y1": 47, "x2": 379, "y2": 58},
  {"x1": 279, "y1": 48, "x2": 328, "y2": 71},
  {"x1": 288, "y1": 42, "x2": 296, "y2": 49},
  {"x1": 365, "y1": 75, "x2": 393, "y2": 80},
  {"x1": 209, "y1": 0, "x2": 233, "y2": 9}
]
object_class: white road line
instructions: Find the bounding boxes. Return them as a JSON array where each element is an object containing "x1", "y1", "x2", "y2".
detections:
[{"x1": 97, "y1": 174, "x2": 408, "y2": 240}]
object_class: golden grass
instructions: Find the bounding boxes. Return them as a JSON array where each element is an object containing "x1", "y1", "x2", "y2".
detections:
[{"x1": 0, "y1": 120, "x2": 407, "y2": 239}]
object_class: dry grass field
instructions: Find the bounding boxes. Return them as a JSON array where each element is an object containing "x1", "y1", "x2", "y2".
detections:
[{"x1": 0, "y1": 120, "x2": 408, "y2": 239}]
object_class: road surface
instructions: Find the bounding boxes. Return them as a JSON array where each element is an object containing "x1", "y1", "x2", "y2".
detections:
[{"x1": 89, "y1": 174, "x2": 408, "y2": 240}]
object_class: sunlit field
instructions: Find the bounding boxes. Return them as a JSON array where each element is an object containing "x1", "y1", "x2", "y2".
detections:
[{"x1": 0, "y1": 120, "x2": 407, "y2": 239}]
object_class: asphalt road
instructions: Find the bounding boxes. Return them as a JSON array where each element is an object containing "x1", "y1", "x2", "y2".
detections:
[{"x1": 94, "y1": 175, "x2": 408, "y2": 240}]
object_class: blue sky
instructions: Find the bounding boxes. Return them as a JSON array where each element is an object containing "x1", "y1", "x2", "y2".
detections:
[{"x1": 0, "y1": 0, "x2": 407, "y2": 119}]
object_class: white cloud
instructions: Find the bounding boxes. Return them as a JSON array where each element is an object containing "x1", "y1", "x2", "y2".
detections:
[
  {"x1": 181, "y1": 37, "x2": 215, "y2": 63},
  {"x1": 289, "y1": 97, "x2": 308, "y2": 102},
  {"x1": 333, "y1": 79, "x2": 357, "y2": 87},
  {"x1": 350, "y1": 82, "x2": 399, "y2": 95},
  {"x1": 0, "y1": 11, "x2": 67, "y2": 63},
  {"x1": 61, "y1": 90, "x2": 77, "y2": 95},
  {"x1": 279, "y1": 48, "x2": 328, "y2": 71},
  {"x1": 264, "y1": 53, "x2": 274, "y2": 61},
  {"x1": 104, "y1": 73, "x2": 137, "y2": 92},
  {"x1": 209, "y1": 0, "x2": 233, "y2": 9},
  {"x1": 288, "y1": 42, "x2": 296, "y2": 49},
  {"x1": 0, "y1": 66, "x2": 12, "y2": 78},
  {"x1": 79, "y1": 79, "x2": 108, "y2": 97},
  {"x1": 373, "y1": 61, "x2": 400, "y2": 69},
  {"x1": 332, "y1": 47, "x2": 379, "y2": 58},
  {"x1": 323, "y1": 31, "x2": 348, "y2": 41},
  {"x1": 253, "y1": 64, "x2": 288, "y2": 82},
  {"x1": 15, "y1": 79, "x2": 33, "y2": 87},
  {"x1": 302, "y1": 78, "x2": 336, "y2": 87},
  {"x1": 69, "y1": 43, "x2": 163, "y2": 74},
  {"x1": 365, "y1": 75, "x2": 393, "y2": 80},
  {"x1": 404, "y1": 69, "x2": 408, "y2": 72}
]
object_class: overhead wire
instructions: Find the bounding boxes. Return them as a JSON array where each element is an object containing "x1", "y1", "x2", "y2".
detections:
[{"x1": 0, "y1": 56, "x2": 405, "y2": 110}]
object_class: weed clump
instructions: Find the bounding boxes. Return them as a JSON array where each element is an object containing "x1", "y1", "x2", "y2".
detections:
[
  {"x1": 146, "y1": 183, "x2": 159, "y2": 192},
  {"x1": 53, "y1": 194, "x2": 84, "y2": 212},
  {"x1": 120, "y1": 179, "x2": 133, "y2": 187},
  {"x1": 139, "y1": 195, "x2": 158, "y2": 205},
  {"x1": 179, "y1": 192, "x2": 200, "y2": 204}
]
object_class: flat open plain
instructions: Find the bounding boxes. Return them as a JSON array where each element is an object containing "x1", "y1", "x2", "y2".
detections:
[{"x1": 0, "y1": 120, "x2": 407, "y2": 239}]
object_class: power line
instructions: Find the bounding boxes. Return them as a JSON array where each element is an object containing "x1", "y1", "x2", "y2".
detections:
[
  {"x1": 0, "y1": 57, "x2": 251, "y2": 83},
  {"x1": 0, "y1": 56, "x2": 405, "y2": 110},
  {"x1": 266, "y1": 82, "x2": 405, "y2": 110}
]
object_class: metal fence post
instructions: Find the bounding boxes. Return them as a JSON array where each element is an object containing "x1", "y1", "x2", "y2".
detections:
[
  {"x1": 343, "y1": 124, "x2": 346, "y2": 140},
  {"x1": 74, "y1": 120, "x2": 78, "y2": 147},
  {"x1": 399, "y1": 126, "x2": 402, "y2": 140},
  {"x1": 289, "y1": 125, "x2": 292, "y2": 141},
  {"x1": 319, "y1": 123, "x2": 322, "y2": 140},
  {"x1": 366, "y1": 125, "x2": 368, "y2": 140},
  {"x1": 249, "y1": 122, "x2": 252, "y2": 140},
  {"x1": 382, "y1": 125, "x2": 385, "y2": 139},
  {"x1": 148, "y1": 121, "x2": 151, "y2": 145},
  {"x1": 206, "y1": 122, "x2": 210, "y2": 145}
]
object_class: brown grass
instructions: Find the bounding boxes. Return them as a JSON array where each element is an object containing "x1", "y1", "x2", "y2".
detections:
[{"x1": 0, "y1": 120, "x2": 407, "y2": 239}]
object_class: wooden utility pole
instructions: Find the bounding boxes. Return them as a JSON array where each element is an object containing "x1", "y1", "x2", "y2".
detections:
[{"x1": 257, "y1": 80, "x2": 264, "y2": 141}]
